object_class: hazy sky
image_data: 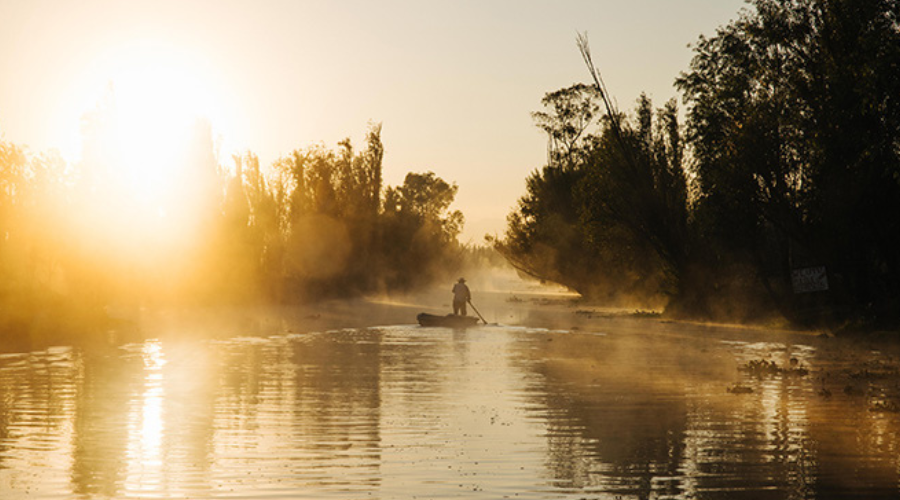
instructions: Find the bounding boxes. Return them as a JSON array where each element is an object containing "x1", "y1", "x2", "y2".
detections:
[{"x1": 0, "y1": 0, "x2": 747, "y2": 241}]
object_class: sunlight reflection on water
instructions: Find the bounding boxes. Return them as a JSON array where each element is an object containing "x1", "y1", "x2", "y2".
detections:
[{"x1": 0, "y1": 324, "x2": 899, "y2": 499}]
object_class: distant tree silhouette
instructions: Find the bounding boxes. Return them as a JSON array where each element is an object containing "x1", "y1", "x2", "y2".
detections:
[{"x1": 380, "y1": 171, "x2": 464, "y2": 290}]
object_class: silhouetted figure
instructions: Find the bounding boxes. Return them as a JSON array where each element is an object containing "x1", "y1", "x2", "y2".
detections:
[{"x1": 452, "y1": 277, "x2": 471, "y2": 316}]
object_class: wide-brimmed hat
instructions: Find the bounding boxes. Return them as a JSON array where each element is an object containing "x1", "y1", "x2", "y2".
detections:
[{"x1": 458, "y1": 277, "x2": 466, "y2": 283}]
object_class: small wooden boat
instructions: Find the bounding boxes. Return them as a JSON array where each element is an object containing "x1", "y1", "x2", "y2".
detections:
[{"x1": 417, "y1": 313, "x2": 480, "y2": 328}]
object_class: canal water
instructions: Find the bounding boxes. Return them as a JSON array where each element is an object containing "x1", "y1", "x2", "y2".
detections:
[{"x1": 1, "y1": 321, "x2": 899, "y2": 499}]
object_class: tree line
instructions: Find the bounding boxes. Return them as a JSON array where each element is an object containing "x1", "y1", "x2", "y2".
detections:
[
  {"x1": 494, "y1": 0, "x2": 900, "y2": 329},
  {"x1": 0, "y1": 118, "x2": 467, "y2": 338}
]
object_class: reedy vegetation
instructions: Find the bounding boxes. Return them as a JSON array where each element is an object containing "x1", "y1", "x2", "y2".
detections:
[{"x1": 0, "y1": 121, "x2": 466, "y2": 337}]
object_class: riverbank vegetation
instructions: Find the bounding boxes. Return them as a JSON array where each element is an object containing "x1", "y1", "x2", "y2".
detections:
[
  {"x1": 494, "y1": 0, "x2": 900, "y2": 330},
  {"x1": 3, "y1": 0, "x2": 897, "y2": 340},
  {"x1": 0, "y1": 119, "x2": 474, "y2": 339}
]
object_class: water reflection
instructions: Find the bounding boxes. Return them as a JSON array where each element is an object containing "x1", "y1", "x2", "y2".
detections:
[
  {"x1": 520, "y1": 329, "x2": 900, "y2": 499},
  {"x1": 0, "y1": 324, "x2": 898, "y2": 499}
]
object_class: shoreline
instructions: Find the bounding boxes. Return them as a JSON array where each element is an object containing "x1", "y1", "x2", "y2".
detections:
[{"x1": 2, "y1": 283, "x2": 895, "y2": 354}]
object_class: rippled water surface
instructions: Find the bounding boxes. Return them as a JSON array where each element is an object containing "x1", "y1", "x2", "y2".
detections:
[{"x1": 1, "y1": 322, "x2": 899, "y2": 499}]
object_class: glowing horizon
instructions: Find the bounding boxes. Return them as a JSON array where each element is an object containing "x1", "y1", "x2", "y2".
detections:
[{"x1": 0, "y1": 0, "x2": 747, "y2": 241}]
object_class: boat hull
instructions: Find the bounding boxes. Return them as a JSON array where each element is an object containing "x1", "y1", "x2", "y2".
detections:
[{"x1": 417, "y1": 313, "x2": 479, "y2": 328}]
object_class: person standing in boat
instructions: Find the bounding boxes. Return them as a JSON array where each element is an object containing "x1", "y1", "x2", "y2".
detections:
[{"x1": 452, "y1": 277, "x2": 471, "y2": 316}]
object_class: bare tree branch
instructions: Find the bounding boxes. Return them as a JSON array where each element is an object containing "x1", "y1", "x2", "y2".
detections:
[{"x1": 576, "y1": 32, "x2": 637, "y2": 172}]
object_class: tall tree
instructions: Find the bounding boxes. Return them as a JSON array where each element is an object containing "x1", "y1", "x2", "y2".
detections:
[
  {"x1": 531, "y1": 83, "x2": 603, "y2": 168},
  {"x1": 578, "y1": 95, "x2": 689, "y2": 295},
  {"x1": 677, "y1": 0, "x2": 900, "y2": 323},
  {"x1": 381, "y1": 171, "x2": 464, "y2": 290},
  {"x1": 494, "y1": 83, "x2": 600, "y2": 294},
  {"x1": 497, "y1": 85, "x2": 682, "y2": 303}
]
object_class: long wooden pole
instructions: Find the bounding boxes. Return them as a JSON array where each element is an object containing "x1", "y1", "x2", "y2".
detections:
[{"x1": 468, "y1": 300, "x2": 488, "y2": 324}]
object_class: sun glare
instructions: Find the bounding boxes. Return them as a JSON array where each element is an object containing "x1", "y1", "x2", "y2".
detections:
[
  {"x1": 109, "y1": 43, "x2": 221, "y2": 205},
  {"x1": 70, "y1": 40, "x2": 232, "y2": 217},
  {"x1": 113, "y1": 65, "x2": 201, "y2": 207},
  {"x1": 53, "y1": 38, "x2": 243, "y2": 263}
]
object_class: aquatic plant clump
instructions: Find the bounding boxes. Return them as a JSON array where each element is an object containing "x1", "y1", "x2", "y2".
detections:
[{"x1": 740, "y1": 358, "x2": 809, "y2": 378}]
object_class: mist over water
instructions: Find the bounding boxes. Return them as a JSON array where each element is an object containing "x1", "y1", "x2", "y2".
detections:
[{"x1": 1, "y1": 314, "x2": 899, "y2": 499}]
